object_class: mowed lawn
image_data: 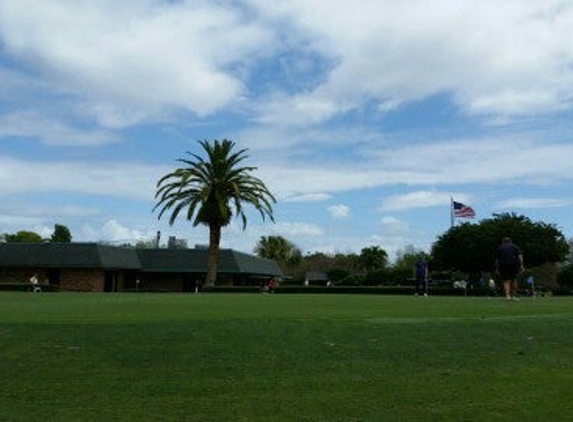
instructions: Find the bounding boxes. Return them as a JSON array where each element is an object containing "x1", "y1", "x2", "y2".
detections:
[{"x1": 1, "y1": 293, "x2": 573, "y2": 421}]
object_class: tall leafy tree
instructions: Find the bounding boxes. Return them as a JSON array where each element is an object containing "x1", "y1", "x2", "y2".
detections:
[
  {"x1": 155, "y1": 139, "x2": 276, "y2": 286},
  {"x1": 4, "y1": 230, "x2": 43, "y2": 243},
  {"x1": 432, "y1": 213, "x2": 569, "y2": 274},
  {"x1": 394, "y1": 245, "x2": 427, "y2": 272},
  {"x1": 359, "y1": 246, "x2": 388, "y2": 272},
  {"x1": 50, "y1": 224, "x2": 72, "y2": 242}
]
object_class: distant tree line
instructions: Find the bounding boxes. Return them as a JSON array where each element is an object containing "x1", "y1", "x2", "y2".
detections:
[
  {"x1": 255, "y1": 213, "x2": 571, "y2": 289},
  {"x1": 1, "y1": 224, "x2": 72, "y2": 243},
  {"x1": 253, "y1": 235, "x2": 424, "y2": 286}
]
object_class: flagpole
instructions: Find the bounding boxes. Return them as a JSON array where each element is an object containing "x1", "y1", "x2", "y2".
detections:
[{"x1": 450, "y1": 197, "x2": 454, "y2": 228}]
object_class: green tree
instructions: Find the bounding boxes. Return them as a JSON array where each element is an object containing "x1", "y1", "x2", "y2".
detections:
[
  {"x1": 155, "y1": 139, "x2": 275, "y2": 286},
  {"x1": 432, "y1": 213, "x2": 569, "y2": 274},
  {"x1": 557, "y1": 264, "x2": 573, "y2": 289},
  {"x1": 394, "y1": 245, "x2": 427, "y2": 273},
  {"x1": 359, "y1": 246, "x2": 388, "y2": 272},
  {"x1": 5, "y1": 230, "x2": 43, "y2": 243},
  {"x1": 50, "y1": 224, "x2": 72, "y2": 242},
  {"x1": 254, "y1": 235, "x2": 302, "y2": 274},
  {"x1": 135, "y1": 239, "x2": 157, "y2": 249}
]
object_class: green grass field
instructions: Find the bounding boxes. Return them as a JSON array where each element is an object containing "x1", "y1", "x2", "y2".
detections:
[{"x1": 1, "y1": 293, "x2": 572, "y2": 421}]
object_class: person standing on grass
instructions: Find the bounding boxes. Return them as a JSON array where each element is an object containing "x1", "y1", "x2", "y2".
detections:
[
  {"x1": 496, "y1": 237, "x2": 524, "y2": 301},
  {"x1": 414, "y1": 255, "x2": 429, "y2": 297}
]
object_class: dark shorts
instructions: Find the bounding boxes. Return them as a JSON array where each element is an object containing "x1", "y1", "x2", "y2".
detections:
[{"x1": 499, "y1": 264, "x2": 519, "y2": 280}]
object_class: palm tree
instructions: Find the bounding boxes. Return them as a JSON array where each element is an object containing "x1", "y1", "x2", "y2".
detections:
[
  {"x1": 154, "y1": 139, "x2": 276, "y2": 287},
  {"x1": 254, "y1": 235, "x2": 302, "y2": 274}
]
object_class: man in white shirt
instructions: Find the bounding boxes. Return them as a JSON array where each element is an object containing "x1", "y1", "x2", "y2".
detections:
[{"x1": 29, "y1": 273, "x2": 41, "y2": 293}]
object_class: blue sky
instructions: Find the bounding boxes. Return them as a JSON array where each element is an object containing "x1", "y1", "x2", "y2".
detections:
[{"x1": 1, "y1": 0, "x2": 572, "y2": 259}]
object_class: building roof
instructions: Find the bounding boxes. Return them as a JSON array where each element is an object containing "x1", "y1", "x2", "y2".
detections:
[
  {"x1": 0, "y1": 243, "x2": 282, "y2": 276},
  {"x1": 0, "y1": 243, "x2": 141, "y2": 269},
  {"x1": 136, "y1": 248, "x2": 283, "y2": 276}
]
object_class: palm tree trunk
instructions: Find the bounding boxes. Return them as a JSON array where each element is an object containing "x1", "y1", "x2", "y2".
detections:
[{"x1": 205, "y1": 223, "x2": 221, "y2": 287}]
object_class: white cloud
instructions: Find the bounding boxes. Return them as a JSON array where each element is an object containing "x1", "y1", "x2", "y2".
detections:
[
  {"x1": 0, "y1": 156, "x2": 167, "y2": 201},
  {"x1": 0, "y1": 204, "x2": 99, "y2": 219},
  {"x1": 327, "y1": 204, "x2": 350, "y2": 219},
  {"x1": 255, "y1": 134, "x2": 573, "y2": 201},
  {"x1": 0, "y1": 203, "x2": 100, "y2": 234},
  {"x1": 264, "y1": 222, "x2": 324, "y2": 238},
  {"x1": 0, "y1": 0, "x2": 274, "y2": 127},
  {"x1": 249, "y1": 0, "x2": 573, "y2": 125},
  {"x1": 284, "y1": 193, "x2": 332, "y2": 202},
  {"x1": 0, "y1": 215, "x2": 45, "y2": 227},
  {"x1": 0, "y1": 111, "x2": 117, "y2": 146},
  {"x1": 218, "y1": 220, "x2": 323, "y2": 254},
  {"x1": 33, "y1": 224, "x2": 53, "y2": 239},
  {"x1": 380, "y1": 191, "x2": 471, "y2": 212},
  {"x1": 82, "y1": 219, "x2": 155, "y2": 242},
  {"x1": 378, "y1": 216, "x2": 409, "y2": 235},
  {"x1": 3, "y1": 1, "x2": 571, "y2": 134},
  {"x1": 2, "y1": 131, "x2": 573, "y2": 208},
  {"x1": 496, "y1": 197, "x2": 571, "y2": 209}
]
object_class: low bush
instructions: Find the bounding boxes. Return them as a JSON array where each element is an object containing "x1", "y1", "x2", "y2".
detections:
[
  {"x1": 327, "y1": 268, "x2": 351, "y2": 283},
  {"x1": 557, "y1": 264, "x2": 573, "y2": 289},
  {"x1": 337, "y1": 274, "x2": 366, "y2": 286},
  {"x1": 274, "y1": 285, "x2": 497, "y2": 296},
  {"x1": 201, "y1": 286, "x2": 262, "y2": 293},
  {"x1": 552, "y1": 287, "x2": 573, "y2": 296},
  {"x1": 0, "y1": 283, "x2": 59, "y2": 292},
  {"x1": 123, "y1": 288, "x2": 173, "y2": 293},
  {"x1": 276, "y1": 286, "x2": 416, "y2": 295},
  {"x1": 363, "y1": 270, "x2": 386, "y2": 286}
]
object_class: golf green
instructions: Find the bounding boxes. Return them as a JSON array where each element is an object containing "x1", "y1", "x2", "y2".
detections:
[{"x1": 1, "y1": 293, "x2": 572, "y2": 421}]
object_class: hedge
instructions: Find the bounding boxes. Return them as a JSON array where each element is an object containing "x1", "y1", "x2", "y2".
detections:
[
  {"x1": 552, "y1": 288, "x2": 573, "y2": 296},
  {"x1": 0, "y1": 283, "x2": 59, "y2": 292},
  {"x1": 201, "y1": 286, "x2": 263, "y2": 293},
  {"x1": 274, "y1": 286, "x2": 484, "y2": 295}
]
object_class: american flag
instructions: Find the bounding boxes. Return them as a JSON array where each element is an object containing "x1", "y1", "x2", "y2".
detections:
[{"x1": 452, "y1": 200, "x2": 475, "y2": 218}]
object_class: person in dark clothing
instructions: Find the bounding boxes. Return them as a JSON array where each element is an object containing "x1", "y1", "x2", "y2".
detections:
[
  {"x1": 414, "y1": 256, "x2": 429, "y2": 297},
  {"x1": 496, "y1": 237, "x2": 523, "y2": 300}
]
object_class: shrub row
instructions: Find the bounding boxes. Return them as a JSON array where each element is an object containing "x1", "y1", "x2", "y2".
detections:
[
  {"x1": 123, "y1": 288, "x2": 173, "y2": 293},
  {"x1": 273, "y1": 285, "x2": 487, "y2": 295},
  {"x1": 201, "y1": 286, "x2": 263, "y2": 293},
  {"x1": 0, "y1": 283, "x2": 59, "y2": 292},
  {"x1": 551, "y1": 288, "x2": 573, "y2": 296}
]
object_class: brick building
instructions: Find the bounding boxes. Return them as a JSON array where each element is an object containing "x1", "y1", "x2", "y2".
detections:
[{"x1": 0, "y1": 243, "x2": 282, "y2": 292}]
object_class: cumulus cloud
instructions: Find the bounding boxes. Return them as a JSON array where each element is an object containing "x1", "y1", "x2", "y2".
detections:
[
  {"x1": 82, "y1": 219, "x2": 155, "y2": 242},
  {"x1": 0, "y1": 0, "x2": 274, "y2": 127},
  {"x1": 2, "y1": 1, "x2": 572, "y2": 134},
  {"x1": 249, "y1": 0, "x2": 573, "y2": 125},
  {"x1": 327, "y1": 204, "x2": 350, "y2": 219},
  {"x1": 219, "y1": 220, "x2": 323, "y2": 253}
]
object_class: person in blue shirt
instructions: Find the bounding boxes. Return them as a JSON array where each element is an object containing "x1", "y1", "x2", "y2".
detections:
[
  {"x1": 414, "y1": 255, "x2": 429, "y2": 297},
  {"x1": 526, "y1": 275, "x2": 535, "y2": 297}
]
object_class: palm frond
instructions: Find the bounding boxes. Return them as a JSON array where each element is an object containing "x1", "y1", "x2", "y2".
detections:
[{"x1": 154, "y1": 139, "x2": 276, "y2": 230}]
